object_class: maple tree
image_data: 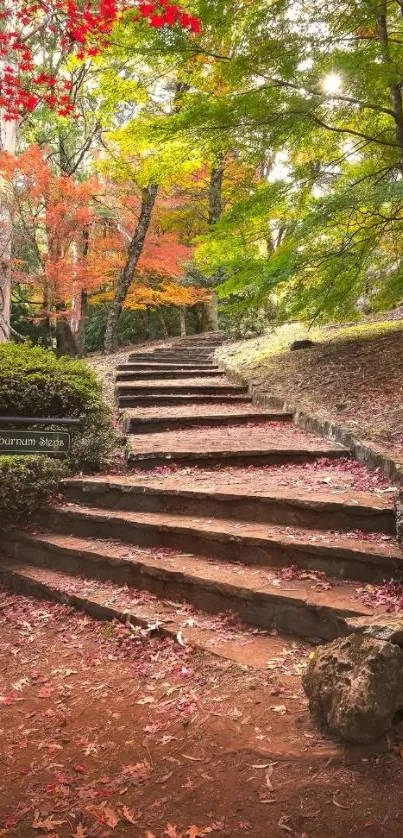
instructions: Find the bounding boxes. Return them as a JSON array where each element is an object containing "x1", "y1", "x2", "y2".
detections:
[
  {"x1": 0, "y1": 0, "x2": 201, "y2": 344},
  {"x1": 2, "y1": 144, "x2": 207, "y2": 350},
  {"x1": 1, "y1": 145, "x2": 101, "y2": 348},
  {"x1": 0, "y1": 0, "x2": 201, "y2": 122}
]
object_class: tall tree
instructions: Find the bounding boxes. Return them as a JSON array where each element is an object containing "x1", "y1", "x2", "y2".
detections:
[{"x1": 0, "y1": 0, "x2": 200, "y2": 341}]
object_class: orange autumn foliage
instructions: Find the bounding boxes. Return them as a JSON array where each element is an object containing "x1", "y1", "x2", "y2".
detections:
[{"x1": 1, "y1": 145, "x2": 208, "y2": 322}]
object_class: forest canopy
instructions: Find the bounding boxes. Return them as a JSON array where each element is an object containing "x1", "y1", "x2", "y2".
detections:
[{"x1": 1, "y1": 0, "x2": 403, "y2": 350}]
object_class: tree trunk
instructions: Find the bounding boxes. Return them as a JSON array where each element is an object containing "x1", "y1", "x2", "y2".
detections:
[
  {"x1": 104, "y1": 183, "x2": 158, "y2": 353},
  {"x1": 204, "y1": 292, "x2": 219, "y2": 331},
  {"x1": 56, "y1": 316, "x2": 79, "y2": 356},
  {"x1": 377, "y1": 3, "x2": 403, "y2": 168},
  {"x1": 157, "y1": 308, "x2": 169, "y2": 338},
  {"x1": 203, "y1": 157, "x2": 225, "y2": 332},
  {"x1": 0, "y1": 118, "x2": 17, "y2": 343},
  {"x1": 179, "y1": 306, "x2": 187, "y2": 336},
  {"x1": 76, "y1": 290, "x2": 88, "y2": 356}
]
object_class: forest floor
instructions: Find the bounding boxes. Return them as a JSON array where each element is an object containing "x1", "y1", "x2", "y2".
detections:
[
  {"x1": 218, "y1": 318, "x2": 403, "y2": 462},
  {"x1": 3, "y1": 586, "x2": 403, "y2": 838}
]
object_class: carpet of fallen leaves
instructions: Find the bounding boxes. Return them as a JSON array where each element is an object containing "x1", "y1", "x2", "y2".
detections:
[
  {"x1": 122, "y1": 458, "x2": 395, "y2": 497},
  {"x1": 219, "y1": 327, "x2": 403, "y2": 460},
  {"x1": 3, "y1": 588, "x2": 403, "y2": 838}
]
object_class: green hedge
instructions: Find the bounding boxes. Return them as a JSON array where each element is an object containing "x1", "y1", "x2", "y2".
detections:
[
  {"x1": 0, "y1": 456, "x2": 66, "y2": 525},
  {"x1": 0, "y1": 343, "x2": 116, "y2": 526}
]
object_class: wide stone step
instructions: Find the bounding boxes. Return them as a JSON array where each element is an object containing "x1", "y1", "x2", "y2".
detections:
[
  {"x1": 122, "y1": 410, "x2": 292, "y2": 433},
  {"x1": 129, "y1": 352, "x2": 216, "y2": 361},
  {"x1": 0, "y1": 558, "x2": 304, "y2": 669},
  {"x1": 124, "y1": 420, "x2": 347, "y2": 467},
  {"x1": 116, "y1": 382, "x2": 247, "y2": 397},
  {"x1": 118, "y1": 394, "x2": 253, "y2": 407},
  {"x1": 126, "y1": 445, "x2": 346, "y2": 468},
  {"x1": 37, "y1": 505, "x2": 402, "y2": 583},
  {"x1": 62, "y1": 476, "x2": 395, "y2": 533},
  {"x1": 116, "y1": 369, "x2": 223, "y2": 380},
  {"x1": 117, "y1": 363, "x2": 220, "y2": 372},
  {"x1": 1, "y1": 533, "x2": 371, "y2": 642}
]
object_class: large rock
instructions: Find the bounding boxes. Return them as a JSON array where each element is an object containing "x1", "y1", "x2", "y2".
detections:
[
  {"x1": 289, "y1": 339, "x2": 315, "y2": 351},
  {"x1": 303, "y1": 634, "x2": 403, "y2": 744},
  {"x1": 346, "y1": 615, "x2": 403, "y2": 646}
]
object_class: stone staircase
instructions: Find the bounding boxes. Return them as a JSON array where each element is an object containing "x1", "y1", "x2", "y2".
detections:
[{"x1": 1, "y1": 332, "x2": 400, "y2": 664}]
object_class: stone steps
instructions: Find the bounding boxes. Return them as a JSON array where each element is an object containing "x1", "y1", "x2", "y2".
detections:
[
  {"x1": 118, "y1": 393, "x2": 253, "y2": 407},
  {"x1": 116, "y1": 369, "x2": 224, "y2": 380},
  {"x1": 62, "y1": 476, "x2": 395, "y2": 533},
  {"x1": 34, "y1": 504, "x2": 402, "y2": 584},
  {"x1": 1, "y1": 333, "x2": 399, "y2": 652},
  {"x1": 122, "y1": 410, "x2": 292, "y2": 433},
  {"x1": 0, "y1": 558, "x2": 299, "y2": 669},
  {"x1": 1, "y1": 532, "x2": 370, "y2": 642},
  {"x1": 116, "y1": 381, "x2": 243, "y2": 395},
  {"x1": 117, "y1": 363, "x2": 221, "y2": 372},
  {"x1": 126, "y1": 445, "x2": 347, "y2": 469},
  {"x1": 129, "y1": 353, "x2": 217, "y2": 362}
]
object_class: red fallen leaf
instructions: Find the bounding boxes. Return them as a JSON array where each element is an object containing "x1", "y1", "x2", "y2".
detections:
[
  {"x1": 3, "y1": 816, "x2": 18, "y2": 828},
  {"x1": 0, "y1": 693, "x2": 24, "y2": 706},
  {"x1": 73, "y1": 764, "x2": 85, "y2": 773},
  {"x1": 38, "y1": 687, "x2": 54, "y2": 698}
]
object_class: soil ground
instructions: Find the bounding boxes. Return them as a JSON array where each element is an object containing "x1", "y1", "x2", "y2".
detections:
[
  {"x1": 218, "y1": 320, "x2": 403, "y2": 461},
  {"x1": 2, "y1": 587, "x2": 403, "y2": 838}
]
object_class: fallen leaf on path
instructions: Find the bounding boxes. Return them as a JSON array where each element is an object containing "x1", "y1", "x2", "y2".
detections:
[
  {"x1": 71, "y1": 825, "x2": 87, "y2": 838},
  {"x1": 137, "y1": 696, "x2": 155, "y2": 705},
  {"x1": 176, "y1": 632, "x2": 187, "y2": 647},
  {"x1": 270, "y1": 705, "x2": 287, "y2": 715},
  {"x1": 165, "y1": 825, "x2": 183, "y2": 838},
  {"x1": 332, "y1": 796, "x2": 352, "y2": 810},
  {"x1": 278, "y1": 815, "x2": 293, "y2": 833},
  {"x1": 32, "y1": 812, "x2": 66, "y2": 832},
  {"x1": 122, "y1": 806, "x2": 137, "y2": 825},
  {"x1": 250, "y1": 763, "x2": 273, "y2": 769},
  {"x1": 103, "y1": 807, "x2": 120, "y2": 829},
  {"x1": 181, "y1": 754, "x2": 204, "y2": 761}
]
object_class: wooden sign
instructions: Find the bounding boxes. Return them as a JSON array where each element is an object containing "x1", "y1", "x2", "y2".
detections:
[{"x1": 0, "y1": 430, "x2": 71, "y2": 455}]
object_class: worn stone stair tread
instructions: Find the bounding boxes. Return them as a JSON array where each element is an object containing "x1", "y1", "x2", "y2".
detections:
[
  {"x1": 42, "y1": 504, "x2": 401, "y2": 582},
  {"x1": 116, "y1": 381, "x2": 246, "y2": 392},
  {"x1": 1, "y1": 533, "x2": 370, "y2": 641},
  {"x1": 0, "y1": 557, "x2": 302, "y2": 669},
  {"x1": 62, "y1": 475, "x2": 394, "y2": 517},
  {"x1": 123, "y1": 412, "x2": 294, "y2": 432},
  {"x1": 117, "y1": 377, "x2": 229, "y2": 388},
  {"x1": 117, "y1": 363, "x2": 221, "y2": 371},
  {"x1": 116, "y1": 370, "x2": 225, "y2": 381},
  {"x1": 122, "y1": 404, "x2": 289, "y2": 418},
  {"x1": 118, "y1": 395, "x2": 253, "y2": 406},
  {"x1": 125, "y1": 424, "x2": 346, "y2": 455}
]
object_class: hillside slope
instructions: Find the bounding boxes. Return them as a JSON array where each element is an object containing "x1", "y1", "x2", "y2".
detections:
[{"x1": 218, "y1": 321, "x2": 403, "y2": 462}]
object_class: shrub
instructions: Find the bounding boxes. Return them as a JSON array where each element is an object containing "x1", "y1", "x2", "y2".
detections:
[
  {"x1": 0, "y1": 343, "x2": 116, "y2": 526},
  {"x1": 0, "y1": 456, "x2": 66, "y2": 525},
  {"x1": 0, "y1": 343, "x2": 115, "y2": 472}
]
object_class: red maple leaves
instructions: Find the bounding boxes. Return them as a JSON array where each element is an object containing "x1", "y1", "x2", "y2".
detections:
[{"x1": 0, "y1": 1, "x2": 201, "y2": 121}]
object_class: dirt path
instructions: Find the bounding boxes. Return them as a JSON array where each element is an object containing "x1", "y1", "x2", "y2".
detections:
[{"x1": 1, "y1": 588, "x2": 403, "y2": 838}]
